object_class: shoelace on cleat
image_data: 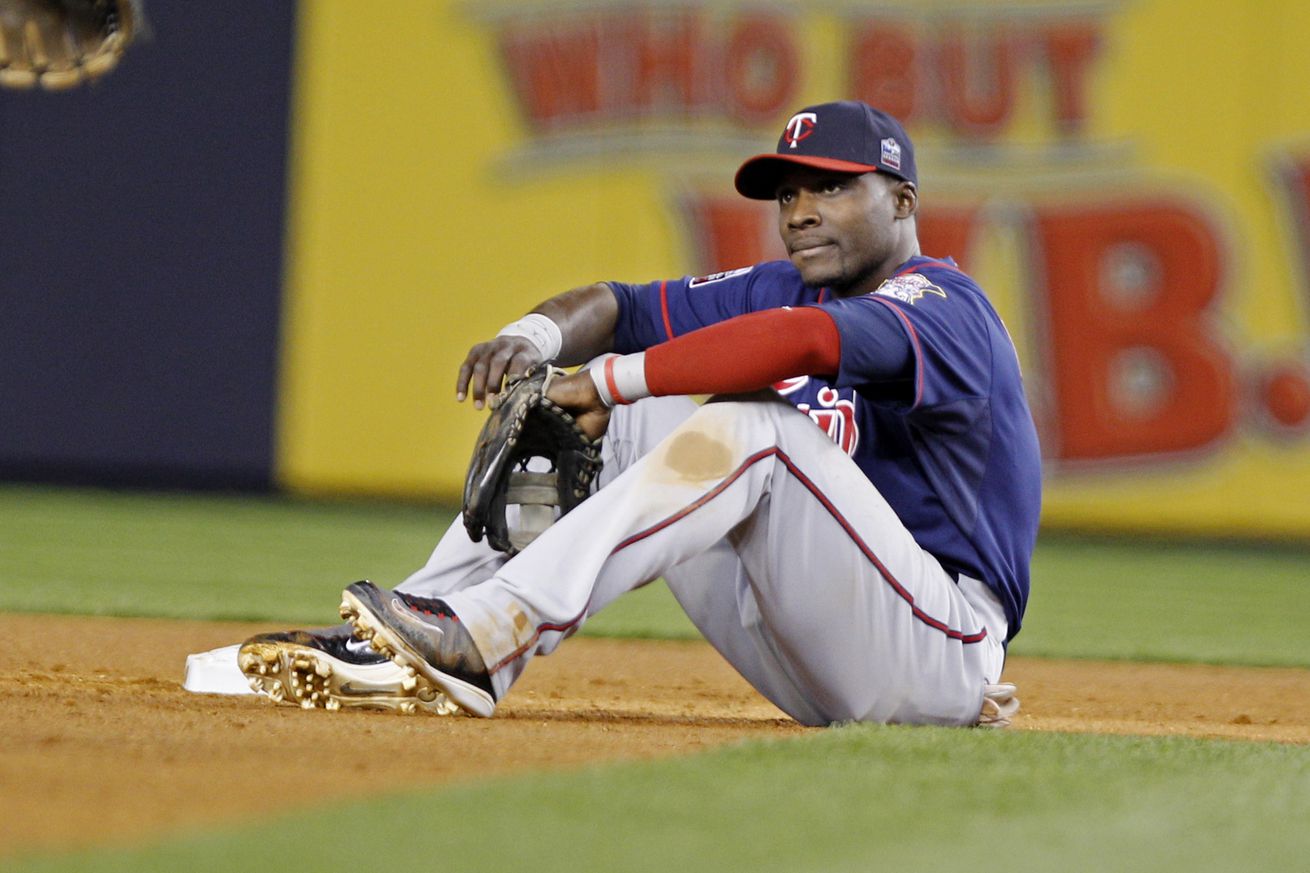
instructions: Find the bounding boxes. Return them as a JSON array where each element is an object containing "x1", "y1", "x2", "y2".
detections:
[{"x1": 396, "y1": 591, "x2": 460, "y2": 620}]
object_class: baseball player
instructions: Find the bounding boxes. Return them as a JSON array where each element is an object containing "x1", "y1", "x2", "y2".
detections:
[{"x1": 242, "y1": 100, "x2": 1041, "y2": 727}]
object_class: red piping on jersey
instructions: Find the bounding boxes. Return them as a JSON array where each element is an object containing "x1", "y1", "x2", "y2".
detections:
[
  {"x1": 489, "y1": 444, "x2": 986, "y2": 672},
  {"x1": 659, "y1": 280, "x2": 674, "y2": 340},
  {"x1": 874, "y1": 258, "x2": 958, "y2": 408},
  {"x1": 895, "y1": 258, "x2": 961, "y2": 277},
  {"x1": 869, "y1": 296, "x2": 925, "y2": 408}
]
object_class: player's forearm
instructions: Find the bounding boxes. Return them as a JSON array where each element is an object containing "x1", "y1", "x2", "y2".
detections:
[
  {"x1": 592, "y1": 307, "x2": 842, "y2": 405},
  {"x1": 461, "y1": 283, "x2": 620, "y2": 406},
  {"x1": 531, "y1": 283, "x2": 619, "y2": 366}
]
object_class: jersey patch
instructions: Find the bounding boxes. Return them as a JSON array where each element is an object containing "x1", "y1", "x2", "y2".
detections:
[
  {"x1": 689, "y1": 266, "x2": 752, "y2": 288},
  {"x1": 873, "y1": 273, "x2": 947, "y2": 305}
]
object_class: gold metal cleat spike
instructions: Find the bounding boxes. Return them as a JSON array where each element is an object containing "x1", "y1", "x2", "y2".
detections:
[
  {"x1": 325, "y1": 698, "x2": 341, "y2": 712},
  {"x1": 314, "y1": 660, "x2": 332, "y2": 678},
  {"x1": 301, "y1": 698, "x2": 315, "y2": 710},
  {"x1": 400, "y1": 701, "x2": 417, "y2": 715}
]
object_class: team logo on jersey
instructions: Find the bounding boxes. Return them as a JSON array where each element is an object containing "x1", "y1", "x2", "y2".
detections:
[
  {"x1": 773, "y1": 375, "x2": 809, "y2": 396},
  {"x1": 783, "y1": 112, "x2": 817, "y2": 149},
  {"x1": 773, "y1": 378, "x2": 860, "y2": 456},
  {"x1": 880, "y1": 137, "x2": 902, "y2": 170},
  {"x1": 874, "y1": 273, "x2": 947, "y2": 305},
  {"x1": 688, "y1": 266, "x2": 753, "y2": 287}
]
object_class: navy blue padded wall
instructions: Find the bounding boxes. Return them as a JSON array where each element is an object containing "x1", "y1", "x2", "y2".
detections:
[{"x1": 0, "y1": 4, "x2": 296, "y2": 489}]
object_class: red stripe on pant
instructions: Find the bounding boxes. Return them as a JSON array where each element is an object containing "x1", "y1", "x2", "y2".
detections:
[{"x1": 489, "y1": 445, "x2": 984, "y2": 674}]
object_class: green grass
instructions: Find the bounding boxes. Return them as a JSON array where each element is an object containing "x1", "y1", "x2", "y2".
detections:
[
  {"x1": 2, "y1": 484, "x2": 1306, "y2": 663},
  {"x1": 0, "y1": 485, "x2": 440, "y2": 623},
  {"x1": 0, "y1": 484, "x2": 697, "y2": 637},
  {"x1": 4, "y1": 483, "x2": 1310, "y2": 873},
  {"x1": 1013, "y1": 533, "x2": 1310, "y2": 666},
  {"x1": 11, "y1": 726, "x2": 1310, "y2": 873}
]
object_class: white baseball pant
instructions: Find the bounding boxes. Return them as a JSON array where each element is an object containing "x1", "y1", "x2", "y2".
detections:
[{"x1": 398, "y1": 392, "x2": 1007, "y2": 726}]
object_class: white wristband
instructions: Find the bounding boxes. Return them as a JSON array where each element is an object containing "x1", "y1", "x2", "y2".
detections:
[
  {"x1": 497, "y1": 313, "x2": 563, "y2": 361},
  {"x1": 589, "y1": 352, "x2": 650, "y2": 408}
]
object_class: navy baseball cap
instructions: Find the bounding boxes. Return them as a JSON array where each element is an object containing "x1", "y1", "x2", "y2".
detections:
[{"x1": 734, "y1": 100, "x2": 917, "y2": 200}]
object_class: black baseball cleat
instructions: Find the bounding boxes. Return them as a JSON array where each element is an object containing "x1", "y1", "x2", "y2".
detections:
[
  {"x1": 339, "y1": 581, "x2": 498, "y2": 718},
  {"x1": 237, "y1": 622, "x2": 459, "y2": 715}
]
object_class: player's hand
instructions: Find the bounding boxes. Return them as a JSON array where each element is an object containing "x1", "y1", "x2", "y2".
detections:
[
  {"x1": 456, "y1": 336, "x2": 541, "y2": 409},
  {"x1": 546, "y1": 370, "x2": 611, "y2": 442}
]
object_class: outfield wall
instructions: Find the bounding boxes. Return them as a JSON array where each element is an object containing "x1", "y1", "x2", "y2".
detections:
[
  {"x1": 3, "y1": 0, "x2": 1310, "y2": 537},
  {"x1": 0, "y1": 4, "x2": 296, "y2": 488}
]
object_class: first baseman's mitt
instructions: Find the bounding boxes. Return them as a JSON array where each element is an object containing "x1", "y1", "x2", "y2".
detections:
[
  {"x1": 0, "y1": 0, "x2": 139, "y2": 90},
  {"x1": 463, "y1": 365, "x2": 602, "y2": 555}
]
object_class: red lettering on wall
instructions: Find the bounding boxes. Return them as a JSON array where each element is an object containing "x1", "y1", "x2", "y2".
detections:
[
  {"x1": 1035, "y1": 201, "x2": 1235, "y2": 460},
  {"x1": 632, "y1": 11, "x2": 701, "y2": 110},
  {"x1": 499, "y1": 23, "x2": 604, "y2": 131},
  {"x1": 680, "y1": 196, "x2": 778, "y2": 271},
  {"x1": 847, "y1": 18, "x2": 1104, "y2": 138},
  {"x1": 1256, "y1": 362, "x2": 1310, "y2": 430},
  {"x1": 495, "y1": 9, "x2": 798, "y2": 134},
  {"x1": 723, "y1": 17, "x2": 800, "y2": 124},
  {"x1": 849, "y1": 24, "x2": 919, "y2": 122},
  {"x1": 917, "y1": 206, "x2": 981, "y2": 269},
  {"x1": 1041, "y1": 22, "x2": 1102, "y2": 135},
  {"x1": 939, "y1": 27, "x2": 1018, "y2": 136}
]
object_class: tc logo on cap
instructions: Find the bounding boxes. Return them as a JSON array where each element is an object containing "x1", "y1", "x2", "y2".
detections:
[
  {"x1": 880, "y1": 137, "x2": 902, "y2": 170},
  {"x1": 783, "y1": 112, "x2": 817, "y2": 149}
]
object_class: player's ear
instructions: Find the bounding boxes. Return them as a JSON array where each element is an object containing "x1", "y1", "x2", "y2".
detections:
[{"x1": 892, "y1": 181, "x2": 918, "y2": 219}]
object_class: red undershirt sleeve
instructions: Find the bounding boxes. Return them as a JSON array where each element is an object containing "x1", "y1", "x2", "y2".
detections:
[{"x1": 644, "y1": 306, "x2": 841, "y2": 396}]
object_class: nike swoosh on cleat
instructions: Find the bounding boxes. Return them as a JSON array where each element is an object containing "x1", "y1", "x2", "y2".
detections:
[
  {"x1": 387, "y1": 597, "x2": 446, "y2": 642},
  {"x1": 343, "y1": 637, "x2": 375, "y2": 655}
]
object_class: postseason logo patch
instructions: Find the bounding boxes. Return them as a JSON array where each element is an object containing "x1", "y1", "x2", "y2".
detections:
[
  {"x1": 689, "y1": 266, "x2": 752, "y2": 287},
  {"x1": 880, "y1": 137, "x2": 902, "y2": 171},
  {"x1": 873, "y1": 273, "x2": 947, "y2": 304}
]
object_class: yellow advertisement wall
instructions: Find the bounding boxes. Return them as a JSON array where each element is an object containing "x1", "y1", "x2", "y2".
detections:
[{"x1": 278, "y1": 0, "x2": 1310, "y2": 537}]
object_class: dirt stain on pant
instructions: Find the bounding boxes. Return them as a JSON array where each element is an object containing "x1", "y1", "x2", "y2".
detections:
[
  {"x1": 663, "y1": 430, "x2": 735, "y2": 482},
  {"x1": 507, "y1": 604, "x2": 534, "y2": 648}
]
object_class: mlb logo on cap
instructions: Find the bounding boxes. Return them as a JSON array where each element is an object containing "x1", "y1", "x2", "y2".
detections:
[{"x1": 734, "y1": 100, "x2": 918, "y2": 200}]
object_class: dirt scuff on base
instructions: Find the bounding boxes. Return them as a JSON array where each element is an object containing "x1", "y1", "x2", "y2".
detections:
[{"x1": 3, "y1": 613, "x2": 1308, "y2": 860}]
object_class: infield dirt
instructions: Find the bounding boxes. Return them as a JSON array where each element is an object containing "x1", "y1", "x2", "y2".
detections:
[{"x1": 4, "y1": 613, "x2": 1309, "y2": 860}]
